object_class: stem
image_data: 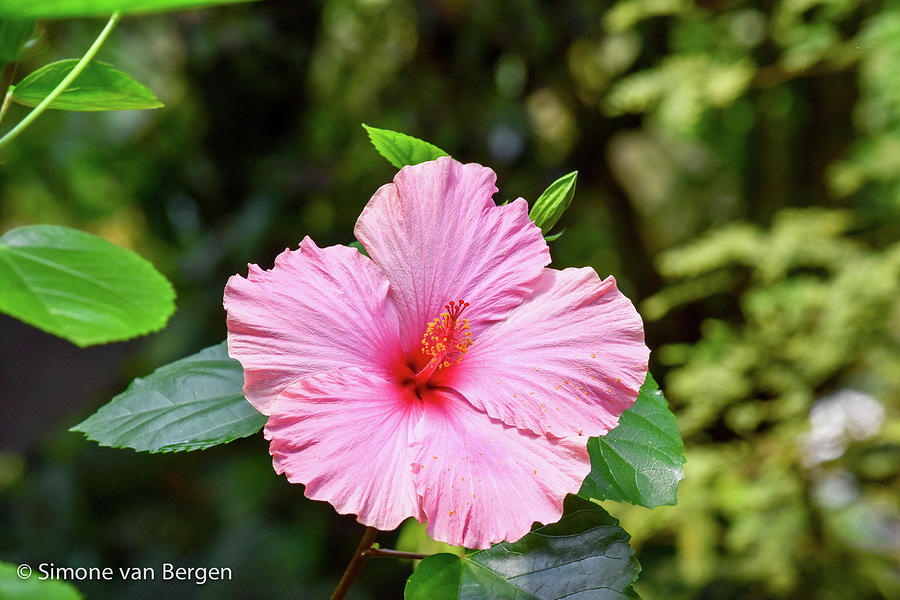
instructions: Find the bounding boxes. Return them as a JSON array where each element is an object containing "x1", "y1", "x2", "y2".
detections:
[
  {"x1": 0, "y1": 11, "x2": 121, "y2": 152},
  {"x1": 330, "y1": 527, "x2": 378, "y2": 600},
  {"x1": 0, "y1": 63, "x2": 18, "y2": 125},
  {"x1": 363, "y1": 548, "x2": 430, "y2": 560}
]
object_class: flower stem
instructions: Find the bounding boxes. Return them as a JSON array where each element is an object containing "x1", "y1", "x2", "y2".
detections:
[
  {"x1": 363, "y1": 548, "x2": 430, "y2": 560},
  {"x1": 0, "y1": 63, "x2": 19, "y2": 125},
  {"x1": 0, "y1": 11, "x2": 121, "y2": 152},
  {"x1": 330, "y1": 526, "x2": 379, "y2": 600}
]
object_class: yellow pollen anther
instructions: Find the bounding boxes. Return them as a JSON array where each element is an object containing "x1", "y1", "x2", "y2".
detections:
[{"x1": 421, "y1": 300, "x2": 472, "y2": 369}]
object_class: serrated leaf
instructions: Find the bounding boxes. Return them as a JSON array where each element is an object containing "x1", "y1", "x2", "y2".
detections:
[
  {"x1": 0, "y1": 0, "x2": 257, "y2": 18},
  {"x1": 529, "y1": 171, "x2": 577, "y2": 234},
  {"x1": 0, "y1": 18, "x2": 34, "y2": 62},
  {"x1": 11, "y1": 60, "x2": 162, "y2": 111},
  {"x1": 0, "y1": 225, "x2": 175, "y2": 347},
  {"x1": 363, "y1": 123, "x2": 448, "y2": 169},
  {"x1": 405, "y1": 496, "x2": 641, "y2": 600},
  {"x1": 0, "y1": 562, "x2": 83, "y2": 600},
  {"x1": 71, "y1": 342, "x2": 266, "y2": 453},
  {"x1": 579, "y1": 373, "x2": 685, "y2": 508}
]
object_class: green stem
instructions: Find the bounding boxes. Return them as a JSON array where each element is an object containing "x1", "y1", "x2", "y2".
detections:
[
  {"x1": 0, "y1": 63, "x2": 18, "y2": 125},
  {"x1": 0, "y1": 11, "x2": 121, "y2": 152}
]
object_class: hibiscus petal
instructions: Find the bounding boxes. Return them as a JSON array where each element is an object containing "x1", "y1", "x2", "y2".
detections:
[
  {"x1": 224, "y1": 237, "x2": 400, "y2": 414},
  {"x1": 450, "y1": 267, "x2": 649, "y2": 438},
  {"x1": 265, "y1": 368, "x2": 421, "y2": 531},
  {"x1": 354, "y1": 156, "x2": 550, "y2": 350},
  {"x1": 410, "y1": 389, "x2": 590, "y2": 549}
]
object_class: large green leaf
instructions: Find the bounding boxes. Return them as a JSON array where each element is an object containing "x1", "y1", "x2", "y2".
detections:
[
  {"x1": 0, "y1": 18, "x2": 34, "y2": 62},
  {"x1": 0, "y1": 562, "x2": 82, "y2": 600},
  {"x1": 11, "y1": 60, "x2": 162, "y2": 111},
  {"x1": 405, "y1": 496, "x2": 641, "y2": 600},
  {"x1": 0, "y1": 0, "x2": 256, "y2": 17},
  {"x1": 71, "y1": 342, "x2": 265, "y2": 453},
  {"x1": 579, "y1": 373, "x2": 685, "y2": 508},
  {"x1": 0, "y1": 225, "x2": 175, "y2": 347},
  {"x1": 529, "y1": 171, "x2": 577, "y2": 234},
  {"x1": 363, "y1": 124, "x2": 449, "y2": 169}
]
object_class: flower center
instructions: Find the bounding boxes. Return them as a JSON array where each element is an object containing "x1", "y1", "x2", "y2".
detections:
[
  {"x1": 421, "y1": 300, "x2": 471, "y2": 369},
  {"x1": 397, "y1": 300, "x2": 472, "y2": 398}
]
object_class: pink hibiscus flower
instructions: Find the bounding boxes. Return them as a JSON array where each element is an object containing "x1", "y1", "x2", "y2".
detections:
[{"x1": 223, "y1": 156, "x2": 649, "y2": 549}]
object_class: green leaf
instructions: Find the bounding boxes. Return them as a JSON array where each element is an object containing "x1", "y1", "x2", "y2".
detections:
[
  {"x1": 0, "y1": 225, "x2": 175, "y2": 347},
  {"x1": 0, "y1": 18, "x2": 34, "y2": 63},
  {"x1": 11, "y1": 60, "x2": 162, "y2": 111},
  {"x1": 0, "y1": 0, "x2": 256, "y2": 18},
  {"x1": 347, "y1": 239, "x2": 369, "y2": 257},
  {"x1": 579, "y1": 373, "x2": 685, "y2": 508},
  {"x1": 396, "y1": 518, "x2": 465, "y2": 560},
  {"x1": 71, "y1": 342, "x2": 265, "y2": 453},
  {"x1": 0, "y1": 561, "x2": 82, "y2": 600},
  {"x1": 405, "y1": 496, "x2": 641, "y2": 600},
  {"x1": 363, "y1": 123, "x2": 449, "y2": 169},
  {"x1": 529, "y1": 171, "x2": 577, "y2": 234}
]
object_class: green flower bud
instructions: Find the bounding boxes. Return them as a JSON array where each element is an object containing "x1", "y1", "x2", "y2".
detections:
[{"x1": 529, "y1": 171, "x2": 577, "y2": 235}]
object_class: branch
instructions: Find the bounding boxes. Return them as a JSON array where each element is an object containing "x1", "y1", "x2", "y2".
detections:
[
  {"x1": 330, "y1": 527, "x2": 379, "y2": 600},
  {"x1": 363, "y1": 548, "x2": 430, "y2": 560},
  {"x1": 0, "y1": 12, "x2": 121, "y2": 152}
]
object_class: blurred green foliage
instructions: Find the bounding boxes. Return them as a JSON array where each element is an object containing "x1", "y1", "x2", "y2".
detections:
[{"x1": 1, "y1": 0, "x2": 898, "y2": 598}]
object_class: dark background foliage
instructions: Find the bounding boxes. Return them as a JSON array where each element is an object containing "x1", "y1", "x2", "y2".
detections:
[{"x1": 1, "y1": 1, "x2": 898, "y2": 598}]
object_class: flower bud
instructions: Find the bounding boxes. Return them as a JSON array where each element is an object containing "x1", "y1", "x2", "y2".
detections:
[{"x1": 529, "y1": 171, "x2": 577, "y2": 235}]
